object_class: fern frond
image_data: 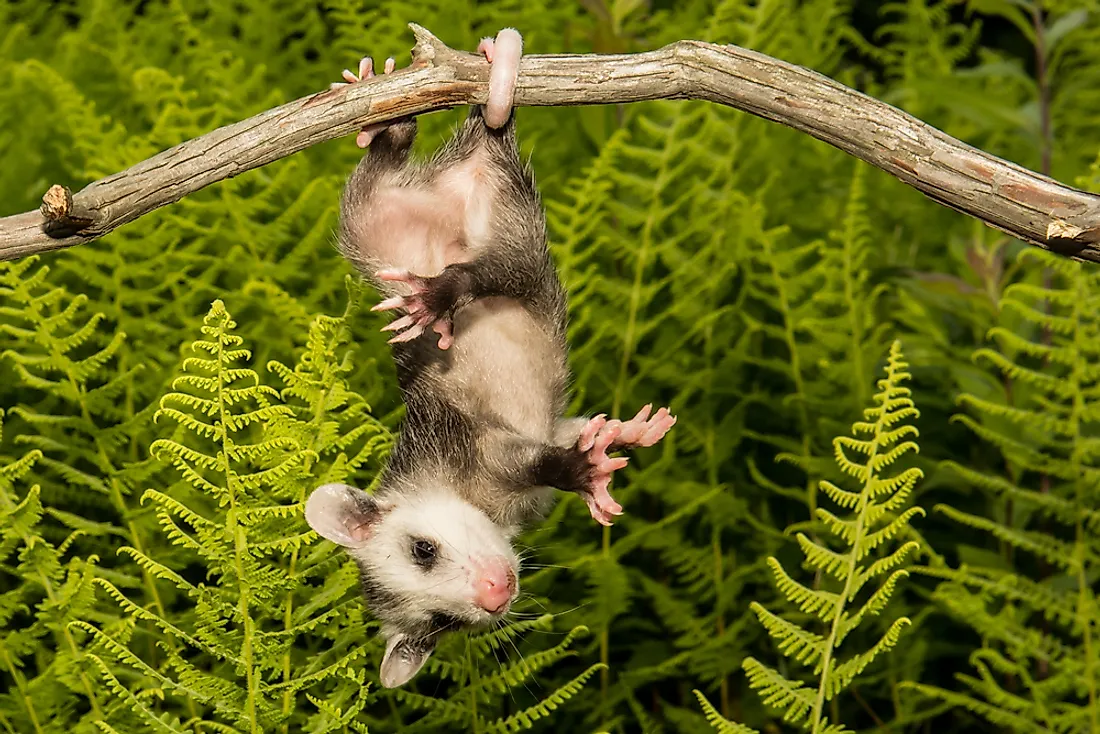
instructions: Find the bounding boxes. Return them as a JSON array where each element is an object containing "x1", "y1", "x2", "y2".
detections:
[
  {"x1": 740, "y1": 341, "x2": 924, "y2": 733},
  {"x1": 693, "y1": 690, "x2": 761, "y2": 733},
  {"x1": 482, "y1": 663, "x2": 606, "y2": 733}
]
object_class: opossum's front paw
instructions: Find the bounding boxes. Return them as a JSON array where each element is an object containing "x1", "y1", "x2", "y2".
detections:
[
  {"x1": 573, "y1": 417, "x2": 629, "y2": 526},
  {"x1": 372, "y1": 268, "x2": 472, "y2": 350},
  {"x1": 330, "y1": 55, "x2": 398, "y2": 148}
]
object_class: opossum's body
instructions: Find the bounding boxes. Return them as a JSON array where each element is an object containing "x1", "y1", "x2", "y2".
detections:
[
  {"x1": 305, "y1": 31, "x2": 675, "y2": 689},
  {"x1": 344, "y1": 103, "x2": 572, "y2": 533}
]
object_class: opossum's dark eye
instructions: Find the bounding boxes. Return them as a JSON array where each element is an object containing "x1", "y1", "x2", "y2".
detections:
[{"x1": 410, "y1": 539, "x2": 437, "y2": 569}]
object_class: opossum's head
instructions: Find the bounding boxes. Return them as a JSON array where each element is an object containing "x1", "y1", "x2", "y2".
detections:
[{"x1": 305, "y1": 482, "x2": 520, "y2": 688}]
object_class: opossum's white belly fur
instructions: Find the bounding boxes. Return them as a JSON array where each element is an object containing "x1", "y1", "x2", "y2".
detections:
[{"x1": 446, "y1": 297, "x2": 561, "y2": 441}]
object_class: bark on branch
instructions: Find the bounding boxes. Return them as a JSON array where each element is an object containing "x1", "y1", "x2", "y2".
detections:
[{"x1": 2, "y1": 23, "x2": 1099, "y2": 263}]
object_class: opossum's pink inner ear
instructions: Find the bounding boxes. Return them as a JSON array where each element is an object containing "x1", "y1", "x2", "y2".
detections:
[
  {"x1": 380, "y1": 632, "x2": 435, "y2": 688},
  {"x1": 304, "y1": 483, "x2": 382, "y2": 548}
]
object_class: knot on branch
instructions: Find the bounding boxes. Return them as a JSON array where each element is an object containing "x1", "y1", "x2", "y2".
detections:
[
  {"x1": 1045, "y1": 219, "x2": 1099, "y2": 258},
  {"x1": 40, "y1": 184, "x2": 95, "y2": 238},
  {"x1": 41, "y1": 185, "x2": 74, "y2": 220}
]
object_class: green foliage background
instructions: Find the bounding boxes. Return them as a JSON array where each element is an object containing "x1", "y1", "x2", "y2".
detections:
[{"x1": 1, "y1": 0, "x2": 1098, "y2": 731}]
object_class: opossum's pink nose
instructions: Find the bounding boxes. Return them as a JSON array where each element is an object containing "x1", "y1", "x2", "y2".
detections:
[{"x1": 472, "y1": 558, "x2": 516, "y2": 614}]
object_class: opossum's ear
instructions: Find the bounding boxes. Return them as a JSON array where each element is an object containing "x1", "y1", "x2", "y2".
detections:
[
  {"x1": 379, "y1": 632, "x2": 435, "y2": 688},
  {"x1": 304, "y1": 483, "x2": 382, "y2": 548}
]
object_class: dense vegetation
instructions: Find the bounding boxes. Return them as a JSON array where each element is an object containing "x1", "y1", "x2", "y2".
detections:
[{"x1": 1, "y1": 0, "x2": 1098, "y2": 732}]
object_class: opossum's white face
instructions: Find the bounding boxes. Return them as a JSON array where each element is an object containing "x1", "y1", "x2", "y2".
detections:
[
  {"x1": 304, "y1": 482, "x2": 520, "y2": 687},
  {"x1": 358, "y1": 488, "x2": 520, "y2": 622}
]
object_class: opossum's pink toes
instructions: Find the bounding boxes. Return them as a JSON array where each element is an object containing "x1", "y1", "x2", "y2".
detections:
[
  {"x1": 371, "y1": 296, "x2": 405, "y2": 312},
  {"x1": 597, "y1": 456, "x2": 629, "y2": 474},
  {"x1": 642, "y1": 410, "x2": 677, "y2": 445},
  {"x1": 477, "y1": 37, "x2": 495, "y2": 62},
  {"x1": 381, "y1": 314, "x2": 416, "y2": 333},
  {"x1": 592, "y1": 423, "x2": 621, "y2": 456},
  {"x1": 356, "y1": 123, "x2": 392, "y2": 148},
  {"x1": 335, "y1": 56, "x2": 371, "y2": 87},
  {"x1": 373, "y1": 270, "x2": 455, "y2": 350},
  {"x1": 433, "y1": 320, "x2": 454, "y2": 350},
  {"x1": 575, "y1": 420, "x2": 629, "y2": 526},
  {"x1": 578, "y1": 414, "x2": 606, "y2": 452},
  {"x1": 614, "y1": 405, "x2": 676, "y2": 448},
  {"x1": 582, "y1": 480, "x2": 622, "y2": 526},
  {"x1": 384, "y1": 57, "x2": 395, "y2": 74},
  {"x1": 376, "y1": 269, "x2": 423, "y2": 287},
  {"x1": 337, "y1": 56, "x2": 400, "y2": 147}
]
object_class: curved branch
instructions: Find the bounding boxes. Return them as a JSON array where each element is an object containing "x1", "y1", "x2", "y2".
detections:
[{"x1": 2, "y1": 24, "x2": 1098, "y2": 263}]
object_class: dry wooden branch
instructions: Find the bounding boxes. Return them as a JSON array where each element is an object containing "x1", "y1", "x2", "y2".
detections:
[{"x1": 2, "y1": 24, "x2": 1099, "y2": 263}]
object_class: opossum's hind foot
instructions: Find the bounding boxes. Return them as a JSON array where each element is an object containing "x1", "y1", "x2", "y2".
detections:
[
  {"x1": 477, "y1": 28, "x2": 522, "y2": 128},
  {"x1": 372, "y1": 267, "x2": 472, "y2": 350},
  {"x1": 330, "y1": 55, "x2": 399, "y2": 148},
  {"x1": 572, "y1": 417, "x2": 629, "y2": 526}
]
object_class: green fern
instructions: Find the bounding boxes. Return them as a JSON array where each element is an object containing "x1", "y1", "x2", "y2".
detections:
[
  {"x1": 0, "y1": 409, "x2": 104, "y2": 733},
  {"x1": 76, "y1": 299, "x2": 374, "y2": 732},
  {"x1": 908, "y1": 247, "x2": 1100, "y2": 733},
  {"x1": 736, "y1": 341, "x2": 925, "y2": 733},
  {"x1": 5, "y1": 2, "x2": 1100, "y2": 732},
  {"x1": 693, "y1": 690, "x2": 761, "y2": 734}
]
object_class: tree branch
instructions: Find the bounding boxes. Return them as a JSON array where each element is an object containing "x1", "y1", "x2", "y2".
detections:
[{"x1": 2, "y1": 23, "x2": 1099, "y2": 263}]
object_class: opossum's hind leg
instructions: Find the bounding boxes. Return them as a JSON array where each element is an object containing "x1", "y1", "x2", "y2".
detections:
[
  {"x1": 367, "y1": 30, "x2": 525, "y2": 349},
  {"x1": 336, "y1": 53, "x2": 450, "y2": 284}
]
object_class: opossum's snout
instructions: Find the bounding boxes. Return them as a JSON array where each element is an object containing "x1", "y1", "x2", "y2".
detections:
[{"x1": 471, "y1": 557, "x2": 517, "y2": 614}]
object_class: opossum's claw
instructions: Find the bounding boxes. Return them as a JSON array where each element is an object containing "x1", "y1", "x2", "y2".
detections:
[{"x1": 373, "y1": 270, "x2": 456, "y2": 350}]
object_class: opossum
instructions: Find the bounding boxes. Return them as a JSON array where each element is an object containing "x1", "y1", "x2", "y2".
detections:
[{"x1": 304, "y1": 29, "x2": 676, "y2": 689}]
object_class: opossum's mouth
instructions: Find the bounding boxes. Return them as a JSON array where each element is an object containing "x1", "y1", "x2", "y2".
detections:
[{"x1": 429, "y1": 611, "x2": 467, "y2": 632}]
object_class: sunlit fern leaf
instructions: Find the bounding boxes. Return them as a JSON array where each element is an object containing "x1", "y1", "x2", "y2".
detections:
[
  {"x1": 304, "y1": 687, "x2": 372, "y2": 734},
  {"x1": 0, "y1": 409, "x2": 106, "y2": 733},
  {"x1": 76, "y1": 299, "x2": 392, "y2": 732},
  {"x1": 464, "y1": 624, "x2": 590, "y2": 697},
  {"x1": 480, "y1": 662, "x2": 606, "y2": 733},
  {"x1": 734, "y1": 341, "x2": 925, "y2": 733},
  {"x1": 0, "y1": 257, "x2": 165, "y2": 568},
  {"x1": 263, "y1": 276, "x2": 393, "y2": 501}
]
